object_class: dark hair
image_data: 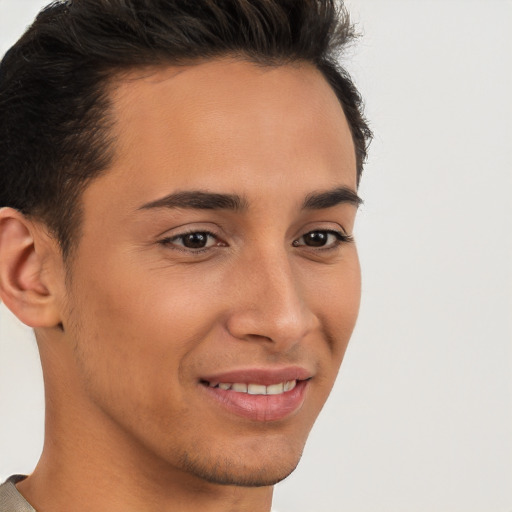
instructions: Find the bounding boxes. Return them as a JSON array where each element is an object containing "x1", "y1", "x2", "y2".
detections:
[{"x1": 0, "y1": 0, "x2": 371, "y2": 258}]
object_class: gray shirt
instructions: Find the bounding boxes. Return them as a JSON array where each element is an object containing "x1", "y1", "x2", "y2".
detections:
[
  {"x1": 0, "y1": 476, "x2": 35, "y2": 512},
  {"x1": 0, "y1": 475, "x2": 282, "y2": 511}
]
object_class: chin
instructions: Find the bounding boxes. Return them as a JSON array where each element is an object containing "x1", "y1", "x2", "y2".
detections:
[{"x1": 177, "y1": 444, "x2": 304, "y2": 487}]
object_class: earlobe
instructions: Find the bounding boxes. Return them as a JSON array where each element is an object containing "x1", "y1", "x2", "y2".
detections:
[{"x1": 0, "y1": 207, "x2": 62, "y2": 328}]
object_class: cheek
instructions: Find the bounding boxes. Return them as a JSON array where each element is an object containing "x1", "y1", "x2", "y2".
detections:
[
  {"x1": 66, "y1": 253, "x2": 225, "y2": 390},
  {"x1": 317, "y1": 248, "x2": 361, "y2": 318},
  {"x1": 65, "y1": 277, "x2": 200, "y2": 434},
  {"x1": 309, "y1": 251, "x2": 361, "y2": 370},
  {"x1": 336, "y1": 247, "x2": 362, "y2": 319}
]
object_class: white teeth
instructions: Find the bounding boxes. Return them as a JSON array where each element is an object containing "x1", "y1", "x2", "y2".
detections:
[
  {"x1": 247, "y1": 384, "x2": 267, "y2": 395},
  {"x1": 283, "y1": 380, "x2": 297, "y2": 392},
  {"x1": 212, "y1": 380, "x2": 297, "y2": 395},
  {"x1": 266, "y1": 382, "x2": 285, "y2": 395}
]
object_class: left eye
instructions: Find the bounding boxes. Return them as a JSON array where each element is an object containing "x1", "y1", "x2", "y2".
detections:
[
  {"x1": 293, "y1": 230, "x2": 346, "y2": 248},
  {"x1": 166, "y1": 231, "x2": 219, "y2": 250}
]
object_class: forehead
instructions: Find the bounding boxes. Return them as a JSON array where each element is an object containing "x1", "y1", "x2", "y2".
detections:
[{"x1": 90, "y1": 59, "x2": 356, "y2": 212}]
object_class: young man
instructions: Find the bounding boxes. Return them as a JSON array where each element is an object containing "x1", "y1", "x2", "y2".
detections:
[{"x1": 0, "y1": 1, "x2": 371, "y2": 511}]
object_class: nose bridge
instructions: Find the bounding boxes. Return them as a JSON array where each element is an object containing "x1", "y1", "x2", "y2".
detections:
[{"x1": 226, "y1": 244, "x2": 317, "y2": 347}]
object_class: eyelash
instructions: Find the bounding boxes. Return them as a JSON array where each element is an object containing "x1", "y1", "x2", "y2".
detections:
[
  {"x1": 159, "y1": 230, "x2": 222, "y2": 254},
  {"x1": 292, "y1": 230, "x2": 354, "y2": 249},
  {"x1": 159, "y1": 229, "x2": 353, "y2": 254}
]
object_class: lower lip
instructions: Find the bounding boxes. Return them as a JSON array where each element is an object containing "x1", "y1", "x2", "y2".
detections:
[{"x1": 201, "y1": 381, "x2": 309, "y2": 422}]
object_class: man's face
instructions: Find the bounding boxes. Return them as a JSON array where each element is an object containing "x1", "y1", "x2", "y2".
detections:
[{"x1": 56, "y1": 59, "x2": 360, "y2": 486}]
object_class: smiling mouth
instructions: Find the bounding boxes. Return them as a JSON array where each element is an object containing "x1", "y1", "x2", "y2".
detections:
[
  {"x1": 202, "y1": 380, "x2": 298, "y2": 395},
  {"x1": 199, "y1": 378, "x2": 310, "y2": 421}
]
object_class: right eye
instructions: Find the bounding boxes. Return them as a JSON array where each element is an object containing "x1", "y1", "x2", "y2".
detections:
[{"x1": 160, "y1": 230, "x2": 225, "y2": 252}]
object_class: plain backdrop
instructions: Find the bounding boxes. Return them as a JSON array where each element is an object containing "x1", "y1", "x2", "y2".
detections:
[{"x1": 0, "y1": 1, "x2": 511, "y2": 511}]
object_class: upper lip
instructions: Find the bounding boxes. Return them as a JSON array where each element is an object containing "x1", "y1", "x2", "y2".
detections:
[{"x1": 200, "y1": 366, "x2": 313, "y2": 386}]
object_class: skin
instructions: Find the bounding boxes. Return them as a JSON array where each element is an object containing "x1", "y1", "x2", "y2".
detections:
[{"x1": 0, "y1": 58, "x2": 360, "y2": 512}]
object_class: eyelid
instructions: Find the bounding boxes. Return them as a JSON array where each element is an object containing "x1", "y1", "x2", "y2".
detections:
[
  {"x1": 159, "y1": 227, "x2": 226, "y2": 253},
  {"x1": 154, "y1": 220, "x2": 222, "y2": 239},
  {"x1": 292, "y1": 228, "x2": 354, "y2": 249},
  {"x1": 156, "y1": 224, "x2": 353, "y2": 254}
]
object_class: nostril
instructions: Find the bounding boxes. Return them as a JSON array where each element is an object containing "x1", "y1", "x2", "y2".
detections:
[{"x1": 246, "y1": 334, "x2": 273, "y2": 342}]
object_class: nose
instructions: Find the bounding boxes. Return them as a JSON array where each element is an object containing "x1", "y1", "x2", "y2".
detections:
[{"x1": 225, "y1": 250, "x2": 319, "y2": 351}]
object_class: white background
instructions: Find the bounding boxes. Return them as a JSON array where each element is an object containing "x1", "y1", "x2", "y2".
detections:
[{"x1": 1, "y1": 1, "x2": 511, "y2": 511}]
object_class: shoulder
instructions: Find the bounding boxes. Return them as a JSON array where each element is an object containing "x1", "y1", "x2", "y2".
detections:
[{"x1": 0, "y1": 476, "x2": 36, "y2": 512}]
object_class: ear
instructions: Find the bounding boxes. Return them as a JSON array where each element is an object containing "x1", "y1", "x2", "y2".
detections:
[{"x1": 0, "y1": 207, "x2": 63, "y2": 328}]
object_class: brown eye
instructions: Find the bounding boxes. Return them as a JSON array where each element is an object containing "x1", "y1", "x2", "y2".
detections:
[
  {"x1": 181, "y1": 232, "x2": 211, "y2": 249},
  {"x1": 303, "y1": 231, "x2": 330, "y2": 247},
  {"x1": 161, "y1": 230, "x2": 221, "y2": 251},
  {"x1": 293, "y1": 230, "x2": 348, "y2": 249}
]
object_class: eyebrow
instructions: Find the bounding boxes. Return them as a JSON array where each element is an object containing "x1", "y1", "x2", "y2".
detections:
[
  {"x1": 138, "y1": 190, "x2": 248, "y2": 211},
  {"x1": 138, "y1": 186, "x2": 362, "y2": 213},
  {"x1": 302, "y1": 186, "x2": 363, "y2": 209}
]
